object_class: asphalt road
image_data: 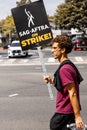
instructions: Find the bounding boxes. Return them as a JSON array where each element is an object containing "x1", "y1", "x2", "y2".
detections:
[
  {"x1": 0, "y1": 48, "x2": 87, "y2": 58},
  {"x1": 0, "y1": 49, "x2": 87, "y2": 66},
  {"x1": 0, "y1": 63, "x2": 87, "y2": 130}
]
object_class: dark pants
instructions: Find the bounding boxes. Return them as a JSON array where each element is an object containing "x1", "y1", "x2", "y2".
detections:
[{"x1": 50, "y1": 113, "x2": 75, "y2": 130}]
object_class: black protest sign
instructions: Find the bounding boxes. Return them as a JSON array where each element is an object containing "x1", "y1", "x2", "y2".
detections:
[{"x1": 11, "y1": 0, "x2": 53, "y2": 50}]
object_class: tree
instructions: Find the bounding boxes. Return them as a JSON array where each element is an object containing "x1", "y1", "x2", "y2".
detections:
[
  {"x1": 0, "y1": 0, "x2": 32, "y2": 42},
  {"x1": 1, "y1": 16, "x2": 16, "y2": 42},
  {"x1": 2, "y1": 16, "x2": 15, "y2": 35},
  {"x1": 16, "y1": 0, "x2": 31, "y2": 7},
  {"x1": 65, "y1": 0, "x2": 71, "y2": 3},
  {"x1": 54, "y1": 0, "x2": 87, "y2": 33}
]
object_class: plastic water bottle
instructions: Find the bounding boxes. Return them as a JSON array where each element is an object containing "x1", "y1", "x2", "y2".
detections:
[
  {"x1": 67, "y1": 123, "x2": 87, "y2": 130},
  {"x1": 67, "y1": 123, "x2": 77, "y2": 130}
]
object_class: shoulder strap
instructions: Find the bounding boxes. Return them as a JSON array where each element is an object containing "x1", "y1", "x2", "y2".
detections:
[
  {"x1": 54, "y1": 60, "x2": 83, "y2": 91},
  {"x1": 59, "y1": 60, "x2": 83, "y2": 84}
]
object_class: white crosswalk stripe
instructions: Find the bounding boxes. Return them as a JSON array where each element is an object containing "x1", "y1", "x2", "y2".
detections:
[
  {"x1": 48, "y1": 57, "x2": 55, "y2": 62},
  {"x1": 0, "y1": 56, "x2": 87, "y2": 65},
  {"x1": 75, "y1": 57, "x2": 83, "y2": 62}
]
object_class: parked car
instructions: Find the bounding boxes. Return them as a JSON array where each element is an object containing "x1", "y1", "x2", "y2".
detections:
[
  {"x1": 3, "y1": 43, "x2": 11, "y2": 49},
  {"x1": 72, "y1": 36, "x2": 87, "y2": 50},
  {"x1": 8, "y1": 40, "x2": 28, "y2": 58},
  {"x1": 67, "y1": 34, "x2": 76, "y2": 40}
]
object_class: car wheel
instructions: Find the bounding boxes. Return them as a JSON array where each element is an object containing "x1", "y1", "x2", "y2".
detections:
[
  {"x1": 26, "y1": 52, "x2": 28, "y2": 57},
  {"x1": 8, "y1": 56, "x2": 11, "y2": 58}
]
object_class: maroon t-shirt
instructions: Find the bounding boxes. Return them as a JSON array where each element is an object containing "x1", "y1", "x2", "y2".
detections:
[{"x1": 56, "y1": 64, "x2": 81, "y2": 114}]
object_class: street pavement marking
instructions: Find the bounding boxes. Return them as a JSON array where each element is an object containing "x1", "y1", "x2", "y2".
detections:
[
  {"x1": 48, "y1": 57, "x2": 55, "y2": 62},
  {"x1": 19, "y1": 59, "x2": 29, "y2": 63},
  {"x1": 23, "y1": 59, "x2": 29, "y2": 63},
  {"x1": 0, "y1": 56, "x2": 87, "y2": 65},
  {"x1": 75, "y1": 57, "x2": 83, "y2": 62},
  {"x1": 9, "y1": 93, "x2": 19, "y2": 97},
  {"x1": 78, "y1": 65, "x2": 85, "y2": 68},
  {"x1": 0, "y1": 59, "x2": 3, "y2": 62},
  {"x1": 8, "y1": 59, "x2": 16, "y2": 63},
  {"x1": 0, "y1": 55, "x2": 2, "y2": 58}
]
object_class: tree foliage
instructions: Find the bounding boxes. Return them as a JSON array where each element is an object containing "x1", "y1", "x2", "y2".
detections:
[
  {"x1": 16, "y1": 0, "x2": 31, "y2": 7},
  {"x1": 54, "y1": 0, "x2": 87, "y2": 33},
  {"x1": 0, "y1": 0, "x2": 32, "y2": 39},
  {"x1": 1, "y1": 16, "x2": 16, "y2": 36}
]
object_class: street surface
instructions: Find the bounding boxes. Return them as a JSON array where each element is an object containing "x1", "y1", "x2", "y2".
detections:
[
  {"x1": 0, "y1": 49, "x2": 87, "y2": 65},
  {"x1": 0, "y1": 48, "x2": 87, "y2": 130}
]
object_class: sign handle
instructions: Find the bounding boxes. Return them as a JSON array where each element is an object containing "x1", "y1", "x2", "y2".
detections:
[{"x1": 37, "y1": 46, "x2": 54, "y2": 100}]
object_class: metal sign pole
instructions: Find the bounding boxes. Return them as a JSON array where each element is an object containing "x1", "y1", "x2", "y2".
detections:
[{"x1": 37, "y1": 46, "x2": 54, "y2": 100}]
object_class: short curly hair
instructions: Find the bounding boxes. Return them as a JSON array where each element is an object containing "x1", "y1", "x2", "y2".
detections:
[{"x1": 52, "y1": 35, "x2": 73, "y2": 54}]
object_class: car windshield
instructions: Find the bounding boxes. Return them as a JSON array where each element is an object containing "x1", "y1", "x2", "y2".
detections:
[{"x1": 10, "y1": 43, "x2": 20, "y2": 47}]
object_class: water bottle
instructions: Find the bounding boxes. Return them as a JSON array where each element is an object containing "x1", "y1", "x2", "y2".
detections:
[
  {"x1": 67, "y1": 123, "x2": 87, "y2": 130},
  {"x1": 67, "y1": 123, "x2": 77, "y2": 130}
]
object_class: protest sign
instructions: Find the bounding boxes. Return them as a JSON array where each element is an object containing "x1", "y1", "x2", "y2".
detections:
[{"x1": 11, "y1": 0, "x2": 53, "y2": 50}]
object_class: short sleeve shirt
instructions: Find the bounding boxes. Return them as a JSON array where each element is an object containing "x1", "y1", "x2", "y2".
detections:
[{"x1": 56, "y1": 64, "x2": 80, "y2": 114}]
